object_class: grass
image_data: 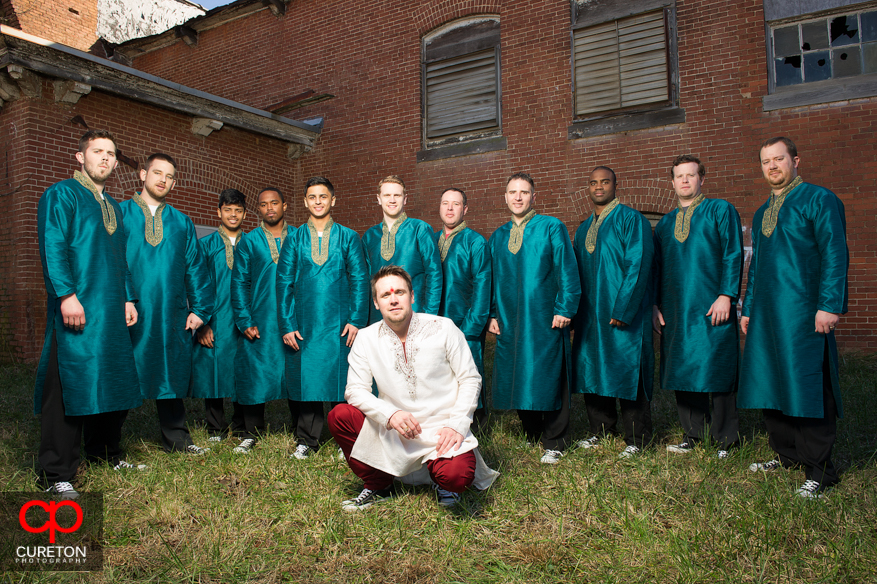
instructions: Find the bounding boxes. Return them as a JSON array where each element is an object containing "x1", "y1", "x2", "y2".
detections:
[{"x1": 0, "y1": 349, "x2": 876, "y2": 583}]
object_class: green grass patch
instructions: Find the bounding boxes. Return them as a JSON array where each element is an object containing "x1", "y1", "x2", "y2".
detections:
[{"x1": 1, "y1": 351, "x2": 875, "y2": 583}]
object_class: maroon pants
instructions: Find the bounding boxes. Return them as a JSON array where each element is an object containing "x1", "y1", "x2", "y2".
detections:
[{"x1": 328, "y1": 403, "x2": 476, "y2": 492}]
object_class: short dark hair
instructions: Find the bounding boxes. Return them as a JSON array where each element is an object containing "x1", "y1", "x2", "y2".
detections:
[
  {"x1": 371, "y1": 265, "x2": 413, "y2": 301},
  {"x1": 218, "y1": 188, "x2": 246, "y2": 208},
  {"x1": 591, "y1": 166, "x2": 617, "y2": 185},
  {"x1": 305, "y1": 176, "x2": 335, "y2": 197},
  {"x1": 670, "y1": 155, "x2": 705, "y2": 179},
  {"x1": 441, "y1": 187, "x2": 467, "y2": 206},
  {"x1": 760, "y1": 136, "x2": 798, "y2": 159},
  {"x1": 258, "y1": 187, "x2": 284, "y2": 201},
  {"x1": 145, "y1": 152, "x2": 177, "y2": 172},
  {"x1": 506, "y1": 172, "x2": 534, "y2": 191},
  {"x1": 79, "y1": 129, "x2": 117, "y2": 153}
]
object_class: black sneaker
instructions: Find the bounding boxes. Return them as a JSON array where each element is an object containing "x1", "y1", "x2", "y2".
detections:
[
  {"x1": 795, "y1": 479, "x2": 827, "y2": 500},
  {"x1": 577, "y1": 436, "x2": 601, "y2": 450},
  {"x1": 45, "y1": 481, "x2": 80, "y2": 501},
  {"x1": 233, "y1": 439, "x2": 255, "y2": 454},
  {"x1": 749, "y1": 458, "x2": 782, "y2": 472},
  {"x1": 113, "y1": 460, "x2": 147, "y2": 471},
  {"x1": 433, "y1": 483, "x2": 462, "y2": 507},
  {"x1": 341, "y1": 488, "x2": 390, "y2": 512},
  {"x1": 666, "y1": 442, "x2": 693, "y2": 454},
  {"x1": 290, "y1": 444, "x2": 312, "y2": 460}
]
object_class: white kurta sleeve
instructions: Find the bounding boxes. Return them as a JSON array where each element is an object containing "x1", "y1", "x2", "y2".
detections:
[
  {"x1": 443, "y1": 321, "x2": 481, "y2": 437},
  {"x1": 345, "y1": 329, "x2": 399, "y2": 428}
]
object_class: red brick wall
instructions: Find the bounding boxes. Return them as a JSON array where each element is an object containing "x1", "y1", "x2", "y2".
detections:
[
  {"x1": 128, "y1": 0, "x2": 877, "y2": 352},
  {"x1": 4, "y1": 0, "x2": 98, "y2": 51},
  {"x1": 0, "y1": 79, "x2": 306, "y2": 361}
]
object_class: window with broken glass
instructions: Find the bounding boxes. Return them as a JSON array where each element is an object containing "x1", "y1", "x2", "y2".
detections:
[{"x1": 771, "y1": 10, "x2": 877, "y2": 87}]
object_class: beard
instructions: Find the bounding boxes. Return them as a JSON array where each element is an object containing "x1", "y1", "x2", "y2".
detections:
[
  {"x1": 84, "y1": 161, "x2": 113, "y2": 185},
  {"x1": 262, "y1": 214, "x2": 284, "y2": 227}
]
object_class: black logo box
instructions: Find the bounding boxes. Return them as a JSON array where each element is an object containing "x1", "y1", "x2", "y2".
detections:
[{"x1": 0, "y1": 492, "x2": 104, "y2": 572}]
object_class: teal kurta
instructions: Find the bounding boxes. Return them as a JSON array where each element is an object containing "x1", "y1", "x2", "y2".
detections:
[
  {"x1": 739, "y1": 181, "x2": 848, "y2": 418},
  {"x1": 231, "y1": 224, "x2": 293, "y2": 405},
  {"x1": 34, "y1": 177, "x2": 142, "y2": 416},
  {"x1": 433, "y1": 225, "x2": 491, "y2": 386},
  {"x1": 488, "y1": 214, "x2": 581, "y2": 411},
  {"x1": 276, "y1": 221, "x2": 369, "y2": 402},
  {"x1": 362, "y1": 216, "x2": 442, "y2": 324},
  {"x1": 653, "y1": 198, "x2": 743, "y2": 393},
  {"x1": 572, "y1": 203, "x2": 654, "y2": 400},
  {"x1": 120, "y1": 196, "x2": 214, "y2": 400},
  {"x1": 191, "y1": 229, "x2": 245, "y2": 399}
]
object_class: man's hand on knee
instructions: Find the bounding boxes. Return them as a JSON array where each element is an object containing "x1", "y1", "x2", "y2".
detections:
[
  {"x1": 435, "y1": 427, "x2": 463, "y2": 456},
  {"x1": 389, "y1": 410, "x2": 421, "y2": 439}
]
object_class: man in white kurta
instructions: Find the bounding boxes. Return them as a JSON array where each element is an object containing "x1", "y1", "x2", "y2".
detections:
[{"x1": 328, "y1": 266, "x2": 498, "y2": 511}]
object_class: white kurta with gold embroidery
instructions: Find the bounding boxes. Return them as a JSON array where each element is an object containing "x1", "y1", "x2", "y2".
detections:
[{"x1": 345, "y1": 314, "x2": 498, "y2": 489}]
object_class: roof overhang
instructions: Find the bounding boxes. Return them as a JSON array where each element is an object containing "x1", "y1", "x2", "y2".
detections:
[
  {"x1": 0, "y1": 24, "x2": 321, "y2": 150},
  {"x1": 114, "y1": 0, "x2": 289, "y2": 60}
]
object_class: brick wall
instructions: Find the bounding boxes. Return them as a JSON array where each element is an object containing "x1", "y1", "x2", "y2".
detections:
[
  {"x1": 4, "y1": 0, "x2": 98, "y2": 51},
  {"x1": 5, "y1": 0, "x2": 875, "y2": 359},
  {"x1": 0, "y1": 79, "x2": 302, "y2": 361},
  {"x1": 127, "y1": 0, "x2": 877, "y2": 352}
]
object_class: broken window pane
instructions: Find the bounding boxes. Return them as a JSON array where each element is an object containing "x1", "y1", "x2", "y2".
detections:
[
  {"x1": 801, "y1": 21, "x2": 829, "y2": 50},
  {"x1": 774, "y1": 26, "x2": 800, "y2": 57},
  {"x1": 775, "y1": 56, "x2": 802, "y2": 86},
  {"x1": 830, "y1": 15, "x2": 859, "y2": 47},
  {"x1": 832, "y1": 46, "x2": 861, "y2": 76},
  {"x1": 804, "y1": 51, "x2": 831, "y2": 82}
]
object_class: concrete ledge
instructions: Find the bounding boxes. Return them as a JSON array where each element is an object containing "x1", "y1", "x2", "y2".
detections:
[
  {"x1": 417, "y1": 135, "x2": 507, "y2": 163},
  {"x1": 763, "y1": 75, "x2": 877, "y2": 111},
  {"x1": 568, "y1": 107, "x2": 686, "y2": 140}
]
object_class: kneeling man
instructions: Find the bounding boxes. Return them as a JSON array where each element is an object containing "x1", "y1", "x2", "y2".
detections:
[{"x1": 329, "y1": 266, "x2": 498, "y2": 511}]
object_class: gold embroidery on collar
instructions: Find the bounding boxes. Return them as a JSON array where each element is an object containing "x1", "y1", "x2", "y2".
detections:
[
  {"x1": 762, "y1": 176, "x2": 803, "y2": 238},
  {"x1": 378, "y1": 313, "x2": 442, "y2": 399},
  {"x1": 674, "y1": 193, "x2": 706, "y2": 243},
  {"x1": 308, "y1": 217, "x2": 333, "y2": 266},
  {"x1": 74, "y1": 170, "x2": 117, "y2": 235},
  {"x1": 438, "y1": 221, "x2": 467, "y2": 262},
  {"x1": 261, "y1": 221, "x2": 288, "y2": 264},
  {"x1": 508, "y1": 210, "x2": 536, "y2": 255},
  {"x1": 585, "y1": 198, "x2": 620, "y2": 254},
  {"x1": 381, "y1": 212, "x2": 407, "y2": 261},
  {"x1": 132, "y1": 193, "x2": 165, "y2": 247},
  {"x1": 218, "y1": 226, "x2": 236, "y2": 270}
]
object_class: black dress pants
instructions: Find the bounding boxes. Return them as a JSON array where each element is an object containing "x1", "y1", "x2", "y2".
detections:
[
  {"x1": 288, "y1": 400, "x2": 337, "y2": 450},
  {"x1": 156, "y1": 398, "x2": 194, "y2": 452},
  {"x1": 204, "y1": 398, "x2": 229, "y2": 437},
  {"x1": 674, "y1": 390, "x2": 740, "y2": 450},
  {"x1": 230, "y1": 402, "x2": 266, "y2": 441},
  {"x1": 516, "y1": 364, "x2": 571, "y2": 452},
  {"x1": 762, "y1": 350, "x2": 839, "y2": 487},
  {"x1": 39, "y1": 332, "x2": 127, "y2": 483},
  {"x1": 583, "y1": 373, "x2": 652, "y2": 448}
]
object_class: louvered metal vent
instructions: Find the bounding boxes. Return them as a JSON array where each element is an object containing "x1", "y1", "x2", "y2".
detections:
[
  {"x1": 574, "y1": 10, "x2": 669, "y2": 116},
  {"x1": 425, "y1": 48, "x2": 499, "y2": 139}
]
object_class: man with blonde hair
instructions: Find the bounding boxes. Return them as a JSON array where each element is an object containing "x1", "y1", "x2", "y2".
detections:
[{"x1": 361, "y1": 175, "x2": 442, "y2": 324}]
